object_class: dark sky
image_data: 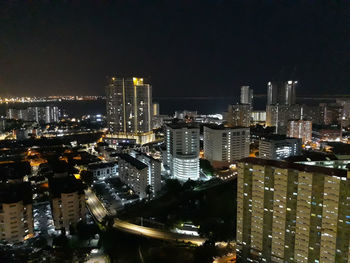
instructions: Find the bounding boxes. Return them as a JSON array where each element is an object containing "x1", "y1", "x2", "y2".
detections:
[{"x1": 1, "y1": 0, "x2": 349, "y2": 97}]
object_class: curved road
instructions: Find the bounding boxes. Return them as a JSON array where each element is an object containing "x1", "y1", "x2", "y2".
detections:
[{"x1": 85, "y1": 188, "x2": 206, "y2": 245}]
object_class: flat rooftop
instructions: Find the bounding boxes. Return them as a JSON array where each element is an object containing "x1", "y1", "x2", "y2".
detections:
[
  {"x1": 49, "y1": 176, "x2": 85, "y2": 197},
  {"x1": 118, "y1": 154, "x2": 148, "y2": 170},
  {"x1": 166, "y1": 123, "x2": 199, "y2": 129},
  {"x1": 0, "y1": 182, "x2": 32, "y2": 204},
  {"x1": 204, "y1": 124, "x2": 249, "y2": 130},
  {"x1": 240, "y1": 157, "x2": 347, "y2": 177}
]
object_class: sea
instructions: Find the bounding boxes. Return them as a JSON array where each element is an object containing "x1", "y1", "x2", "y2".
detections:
[{"x1": 0, "y1": 96, "x2": 268, "y2": 118}]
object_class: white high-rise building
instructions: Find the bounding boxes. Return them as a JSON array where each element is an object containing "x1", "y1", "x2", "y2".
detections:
[
  {"x1": 240, "y1": 86, "x2": 253, "y2": 105},
  {"x1": 165, "y1": 123, "x2": 200, "y2": 181},
  {"x1": 203, "y1": 125, "x2": 250, "y2": 167},
  {"x1": 287, "y1": 119, "x2": 312, "y2": 143}
]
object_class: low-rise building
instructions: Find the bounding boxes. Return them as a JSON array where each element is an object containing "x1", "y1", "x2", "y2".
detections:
[
  {"x1": 0, "y1": 183, "x2": 34, "y2": 242},
  {"x1": 49, "y1": 176, "x2": 86, "y2": 233},
  {"x1": 88, "y1": 161, "x2": 118, "y2": 180},
  {"x1": 259, "y1": 135, "x2": 302, "y2": 160}
]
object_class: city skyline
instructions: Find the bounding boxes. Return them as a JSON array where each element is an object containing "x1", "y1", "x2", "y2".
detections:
[
  {"x1": 1, "y1": 1, "x2": 350, "y2": 97},
  {"x1": 1, "y1": 1, "x2": 350, "y2": 263}
]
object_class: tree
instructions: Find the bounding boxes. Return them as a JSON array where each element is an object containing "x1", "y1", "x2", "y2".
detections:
[
  {"x1": 80, "y1": 170, "x2": 93, "y2": 186},
  {"x1": 145, "y1": 184, "x2": 153, "y2": 201},
  {"x1": 200, "y1": 159, "x2": 214, "y2": 177},
  {"x1": 164, "y1": 179, "x2": 182, "y2": 194}
]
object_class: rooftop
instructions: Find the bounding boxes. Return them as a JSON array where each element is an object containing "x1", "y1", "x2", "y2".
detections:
[
  {"x1": 204, "y1": 124, "x2": 249, "y2": 130},
  {"x1": 240, "y1": 157, "x2": 347, "y2": 177},
  {"x1": 166, "y1": 123, "x2": 199, "y2": 129},
  {"x1": 88, "y1": 161, "x2": 117, "y2": 170},
  {"x1": 0, "y1": 182, "x2": 32, "y2": 204},
  {"x1": 260, "y1": 134, "x2": 301, "y2": 141},
  {"x1": 118, "y1": 154, "x2": 148, "y2": 170},
  {"x1": 285, "y1": 151, "x2": 338, "y2": 163},
  {"x1": 49, "y1": 176, "x2": 85, "y2": 198}
]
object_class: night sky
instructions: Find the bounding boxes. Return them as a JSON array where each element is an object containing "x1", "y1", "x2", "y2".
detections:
[{"x1": 0, "y1": 0, "x2": 349, "y2": 97}]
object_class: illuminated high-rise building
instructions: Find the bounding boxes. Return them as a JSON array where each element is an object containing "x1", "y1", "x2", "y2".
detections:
[
  {"x1": 106, "y1": 77, "x2": 154, "y2": 145},
  {"x1": 237, "y1": 158, "x2": 350, "y2": 263},
  {"x1": 152, "y1": 103, "x2": 159, "y2": 116},
  {"x1": 287, "y1": 119, "x2": 312, "y2": 143},
  {"x1": 240, "y1": 86, "x2": 254, "y2": 105},
  {"x1": 267, "y1": 80, "x2": 297, "y2": 106},
  {"x1": 203, "y1": 125, "x2": 249, "y2": 168},
  {"x1": 266, "y1": 80, "x2": 299, "y2": 134},
  {"x1": 259, "y1": 134, "x2": 302, "y2": 160},
  {"x1": 164, "y1": 123, "x2": 200, "y2": 181},
  {"x1": 0, "y1": 183, "x2": 34, "y2": 242},
  {"x1": 225, "y1": 104, "x2": 251, "y2": 127}
]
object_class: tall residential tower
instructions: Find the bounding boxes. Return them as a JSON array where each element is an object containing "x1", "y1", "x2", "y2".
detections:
[
  {"x1": 164, "y1": 123, "x2": 200, "y2": 181},
  {"x1": 240, "y1": 86, "x2": 254, "y2": 105},
  {"x1": 106, "y1": 77, "x2": 154, "y2": 144},
  {"x1": 237, "y1": 158, "x2": 350, "y2": 263}
]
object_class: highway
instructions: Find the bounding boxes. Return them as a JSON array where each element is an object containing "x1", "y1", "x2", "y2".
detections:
[
  {"x1": 113, "y1": 219, "x2": 205, "y2": 245},
  {"x1": 85, "y1": 188, "x2": 206, "y2": 245},
  {"x1": 85, "y1": 188, "x2": 109, "y2": 222}
]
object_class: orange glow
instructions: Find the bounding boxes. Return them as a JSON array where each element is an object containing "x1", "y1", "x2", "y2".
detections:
[
  {"x1": 0, "y1": 160, "x2": 15, "y2": 164},
  {"x1": 41, "y1": 182, "x2": 49, "y2": 189},
  {"x1": 74, "y1": 174, "x2": 81, "y2": 180},
  {"x1": 24, "y1": 233, "x2": 35, "y2": 240},
  {"x1": 59, "y1": 156, "x2": 68, "y2": 163}
]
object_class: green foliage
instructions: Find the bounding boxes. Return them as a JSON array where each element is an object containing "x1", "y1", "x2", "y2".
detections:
[
  {"x1": 200, "y1": 159, "x2": 214, "y2": 176},
  {"x1": 80, "y1": 170, "x2": 93, "y2": 185}
]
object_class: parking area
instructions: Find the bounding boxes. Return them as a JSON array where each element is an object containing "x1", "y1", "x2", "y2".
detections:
[{"x1": 92, "y1": 177, "x2": 139, "y2": 214}]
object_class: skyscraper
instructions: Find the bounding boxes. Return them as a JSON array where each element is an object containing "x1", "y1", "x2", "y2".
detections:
[
  {"x1": 237, "y1": 158, "x2": 350, "y2": 263},
  {"x1": 287, "y1": 119, "x2": 312, "y2": 143},
  {"x1": 164, "y1": 123, "x2": 200, "y2": 181},
  {"x1": 266, "y1": 80, "x2": 299, "y2": 134},
  {"x1": 267, "y1": 81, "x2": 297, "y2": 106},
  {"x1": 240, "y1": 86, "x2": 253, "y2": 105},
  {"x1": 106, "y1": 77, "x2": 154, "y2": 144},
  {"x1": 225, "y1": 104, "x2": 251, "y2": 127}
]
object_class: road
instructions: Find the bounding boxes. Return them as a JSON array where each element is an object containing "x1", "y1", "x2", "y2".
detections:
[
  {"x1": 85, "y1": 188, "x2": 109, "y2": 222},
  {"x1": 85, "y1": 188, "x2": 206, "y2": 245},
  {"x1": 113, "y1": 219, "x2": 205, "y2": 245}
]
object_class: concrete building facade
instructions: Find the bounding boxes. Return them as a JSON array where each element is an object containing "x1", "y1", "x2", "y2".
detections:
[
  {"x1": 203, "y1": 125, "x2": 250, "y2": 168},
  {"x1": 287, "y1": 119, "x2": 312, "y2": 143},
  {"x1": 0, "y1": 183, "x2": 34, "y2": 242},
  {"x1": 165, "y1": 124, "x2": 200, "y2": 181},
  {"x1": 49, "y1": 177, "x2": 86, "y2": 232},
  {"x1": 237, "y1": 157, "x2": 350, "y2": 263},
  {"x1": 106, "y1": 77, "x2": 154, "y2": 144},
  {"x1": 259, "y1": 135, "x2": 302, "y2": 160}
]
